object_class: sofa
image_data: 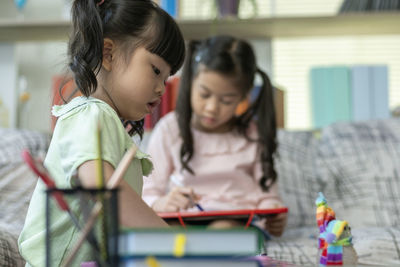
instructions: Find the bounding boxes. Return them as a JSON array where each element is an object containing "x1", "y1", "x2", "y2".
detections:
[
  {"x1": 1, "y1": 118, "x2": 399, "y2": 266},
  {"x1": 268, "y1": 118, "x2": 400, "y2": 266},
  {"x1": 0, "y1": 128, "x2": 50, "y2": 267}
]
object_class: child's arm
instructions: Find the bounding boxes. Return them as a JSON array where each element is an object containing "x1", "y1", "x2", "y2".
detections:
[
  {"x1": 252, "y1": 156, "x2": 287, "y2": 236},
  {"x1": 151, "y1": 186, "x2": 199, "y2": 212},
  {"x1": 264, "y1": 212, "x2": 287, "y2": 237},
  {"x1": 142, "y1": 114, "x2": 199, "y2": 212},
  {"x1": 78, "y1": 160, "x2": 168, "y2": 228}
]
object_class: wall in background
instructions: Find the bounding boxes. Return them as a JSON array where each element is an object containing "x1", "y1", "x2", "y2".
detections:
[
  {"x1": 273, "y1": 35, "x2": 400, "y2": 129},
  {"x1": 0, "y1": 0, "x2": 344, "y2": 20},
  {"x1": 2, "y1": 0, "x2": 399, "y2": 131},
  {"x1": 0, "y1": 44, "x2": 17, "y2": 128},
  {"x1": 10, "y1": 39, "x2": 269, "y2": 133},
  {"x1": 15, "y1": 42, "x2": 67, "y2": 132},
  {"x1": 0, "y1": 0, "x2": 63, "y2": 20},
  {"x1": 179, "y1": 0, "x2": 342, "y2": 19}
]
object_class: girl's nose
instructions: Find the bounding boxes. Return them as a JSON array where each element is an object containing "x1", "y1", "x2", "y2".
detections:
[
  {"x1": 155, "y1": 81, "x2": 166, "y2": 96},
  {"x1": 205, "y1": 97, "x2": 218, "y2": 113}
]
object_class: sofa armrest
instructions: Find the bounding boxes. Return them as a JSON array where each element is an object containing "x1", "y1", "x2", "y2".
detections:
[{"x1": 0, "y1": 226, "x2": 25, "y2": 267}]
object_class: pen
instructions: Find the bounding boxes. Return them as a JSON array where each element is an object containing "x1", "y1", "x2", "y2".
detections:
[
  {"x1": 170, "y1": 175, "x2": 204, "y2": 211},
  {"x1": 195, "y1": 202, "x2": 204, "y2": 211}
]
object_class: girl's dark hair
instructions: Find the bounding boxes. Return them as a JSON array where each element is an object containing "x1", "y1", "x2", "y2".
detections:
[
  {"x1": 175, "y1": 35, "x2": 277, "y2": 191},
  {"x1": 67, "y1": 0, "x2": 185, "y2": 137}
]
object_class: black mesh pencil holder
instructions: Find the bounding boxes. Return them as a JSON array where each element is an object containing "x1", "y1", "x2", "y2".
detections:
[{"x1": 45, "y1": 187, "x2": 119, "y2": 267}]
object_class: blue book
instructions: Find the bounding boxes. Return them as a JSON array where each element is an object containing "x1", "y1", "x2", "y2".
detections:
[
  {"x1": 118, "y1": 227, "x2": 263, "y2": 257},
  {"x1": 371, "y1": 65, "x2": 389, "y2": 119},
  {"x1": 310, "y1": 67, "x2": 328, "y2": 128},
  {"x1": 351, "y1": 65, "x2": 389, "y2": 121},
  {"x1": 160, "y1": 0, "x2": 178, "y2": 17},
  {"x1": 330, "y1": 66, "x2": 352, "y2": 123},
  {"x1": 351, "y1": 66, "x2": 372, "y2": 121},
  {"x1": 310, "y1": 66, "x2": 351, "y2": 128},
  {"x1": 119, "y1": 255, "x2": 261, "y2": 267}
]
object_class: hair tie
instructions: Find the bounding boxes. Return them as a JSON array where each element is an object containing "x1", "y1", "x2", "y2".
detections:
[
  {"x1": 97, "y1": 0, "x2": 105, "y2": 6},
  {"x1": 104, "y1": 9, "x2": 112, "y2": 24},
  {"x1": 194, "y1": 48, "x2": 206, "y2": 63}
]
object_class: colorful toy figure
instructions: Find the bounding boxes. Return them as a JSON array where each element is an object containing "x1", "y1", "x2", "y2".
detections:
[{"x1": 316, "y1": 192, "x2": 357, "y2": 266}]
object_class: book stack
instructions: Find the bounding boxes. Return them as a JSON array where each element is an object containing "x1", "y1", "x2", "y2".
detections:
[
  {"x1": 118, "y1": 227, "x2": 264, "y2": 267},
  {"x1": 339, "y1": 0, "x2": 400, "y2": 12},
  {"x1": 310, "y1": 65, "x2": 389, "y2": 129}
]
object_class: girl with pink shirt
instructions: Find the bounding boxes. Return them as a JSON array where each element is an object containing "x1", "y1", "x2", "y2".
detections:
[{"x1": 142, "y1": 35, "x2": 287, "y2": 236}]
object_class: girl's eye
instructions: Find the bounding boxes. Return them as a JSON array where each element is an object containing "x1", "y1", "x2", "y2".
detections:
[
  {"x1": 152, "y1": 65, "x2": 161, "y2": 75},
  {"x1": 200, "y1": 93, "x2": 210, "y2": 99},
  {"x1": 221, "y1": 99, "x2": 234, "y2": 105}
]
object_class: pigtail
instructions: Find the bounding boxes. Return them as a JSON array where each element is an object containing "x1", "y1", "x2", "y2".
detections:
[
  {"x1": 68, "y1": 0, "x2": 105, "y2": 96},
  {"x1": 122, "y1": 119, "x2": 144, "y2": 138},
  {"x1": 176, "y1": 40, "x2": 200, "y2": 174},
  {"x1": 254, "y1": 68, "x2": 278, "y2": 191}
]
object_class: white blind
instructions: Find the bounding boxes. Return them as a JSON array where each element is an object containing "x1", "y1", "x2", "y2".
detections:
[{"x1": 273, "y1": 36, "x2": 400, "y2": 129}]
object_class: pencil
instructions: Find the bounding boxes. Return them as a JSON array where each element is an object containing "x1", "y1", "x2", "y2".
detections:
[
  {"x1": 95, "y1": 122, "x2": 108, "y2": 263},
  {"x1": 61, "y1": 145, "x2": 138, "y2": 267},
  {"x1": 170, "y1": 175, "x2": 204, "y2": 211},
  {"x1": 96, "y1": 122, "x2": 104, "y2": 187}
]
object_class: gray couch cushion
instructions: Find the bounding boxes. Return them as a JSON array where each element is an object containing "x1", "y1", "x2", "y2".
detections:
[
  {"x1": 275, "y1": 130, "x2": 321, "y2": 228},
  {"x1": 0, "y1": 225, "x2": 25, "y2": 267},
  {"x1": 0, "y1": 162, "x2": 38, "y2": 236},
  {"x1": 317, "y1": 119, "x2": 400, "y2": 228},
  {"x1": 0, "y1": 128, "x2": 50, "y2": 266},
  {"x1": 272, "y1": 118, "x2": 400, "y2": 266},
  {"x1": 265, "y1": 226, "x2": 400, "y2": 266},
  {"x1": 0, "y1": 128, "x2": 50, "y2": 168},
  {"x1": 276, "y1": 118, "x2": 400, "y2": 229}
]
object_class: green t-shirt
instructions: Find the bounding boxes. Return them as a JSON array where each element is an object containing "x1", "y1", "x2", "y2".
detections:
[{"x1": 18, "y1": 96, "x2": 152, "y2": 266}]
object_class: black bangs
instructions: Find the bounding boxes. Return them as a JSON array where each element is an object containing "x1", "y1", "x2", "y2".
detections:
[
  {"x1": 205, "y1": 52, "x2": 236, "y2": 74},
  {"x1": 146, "y1": 10, "x2": 185, "y2": 75},
  {"x1": 69, "y1": 0, "x2": 185, "y2": 95}
]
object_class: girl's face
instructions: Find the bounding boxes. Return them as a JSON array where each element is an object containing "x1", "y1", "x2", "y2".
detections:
[
  {"x1": 191, "y1": 70, "x2": 243, "y2": 133},
  {"x1": 101, "y1": 46, "x2": 171, "y2": 121}
]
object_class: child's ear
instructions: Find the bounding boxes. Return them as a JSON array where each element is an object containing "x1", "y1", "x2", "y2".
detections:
[{"x1": 102, "y1": 38, "x2": 114, "y2": 71}]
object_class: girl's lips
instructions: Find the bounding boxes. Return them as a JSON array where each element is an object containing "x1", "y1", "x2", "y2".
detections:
[
  {"x1": 147, "y1": 99, "x2": 161, "y2": 113},
  {"x1": 202, "y1": 116, "x2": 216, "y2": 125}
]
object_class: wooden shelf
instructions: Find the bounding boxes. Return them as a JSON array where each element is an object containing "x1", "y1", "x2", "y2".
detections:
[
  {"x1": 0, "y1": 19, "x2": 71, "y2": 42},
  {"x1": 1, "y1": 13, "x2": 400, "y2": 42},
  {"x1": 179, "y1": 13, "x2": 400, "y2": 39}
]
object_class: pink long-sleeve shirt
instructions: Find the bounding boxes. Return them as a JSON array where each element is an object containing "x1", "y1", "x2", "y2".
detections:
[{"x1": 142, "y1": 112, "x2": 282, "y2": 211}]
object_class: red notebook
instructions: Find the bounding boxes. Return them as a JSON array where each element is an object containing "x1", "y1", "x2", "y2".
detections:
[{"x1": 158, "y1": 207, "x2": 288, "y2": 228}]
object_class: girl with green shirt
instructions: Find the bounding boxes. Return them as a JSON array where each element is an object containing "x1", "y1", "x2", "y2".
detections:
[{"x1": 18, "y1": 0, "x2": 185, "y2": 266}]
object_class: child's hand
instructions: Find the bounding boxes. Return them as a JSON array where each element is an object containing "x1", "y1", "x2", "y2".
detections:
[
  {"x1": 152, "y1": 187, "x2": 199, "y2": 212},
  {"x1": 264, "y1": 212, "x2": 287, "y2": 237}
]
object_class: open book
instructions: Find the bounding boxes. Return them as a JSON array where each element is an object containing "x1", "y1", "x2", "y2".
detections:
[{"x1": 158, "y1": 207, "x2": 288, "y2": 228}]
